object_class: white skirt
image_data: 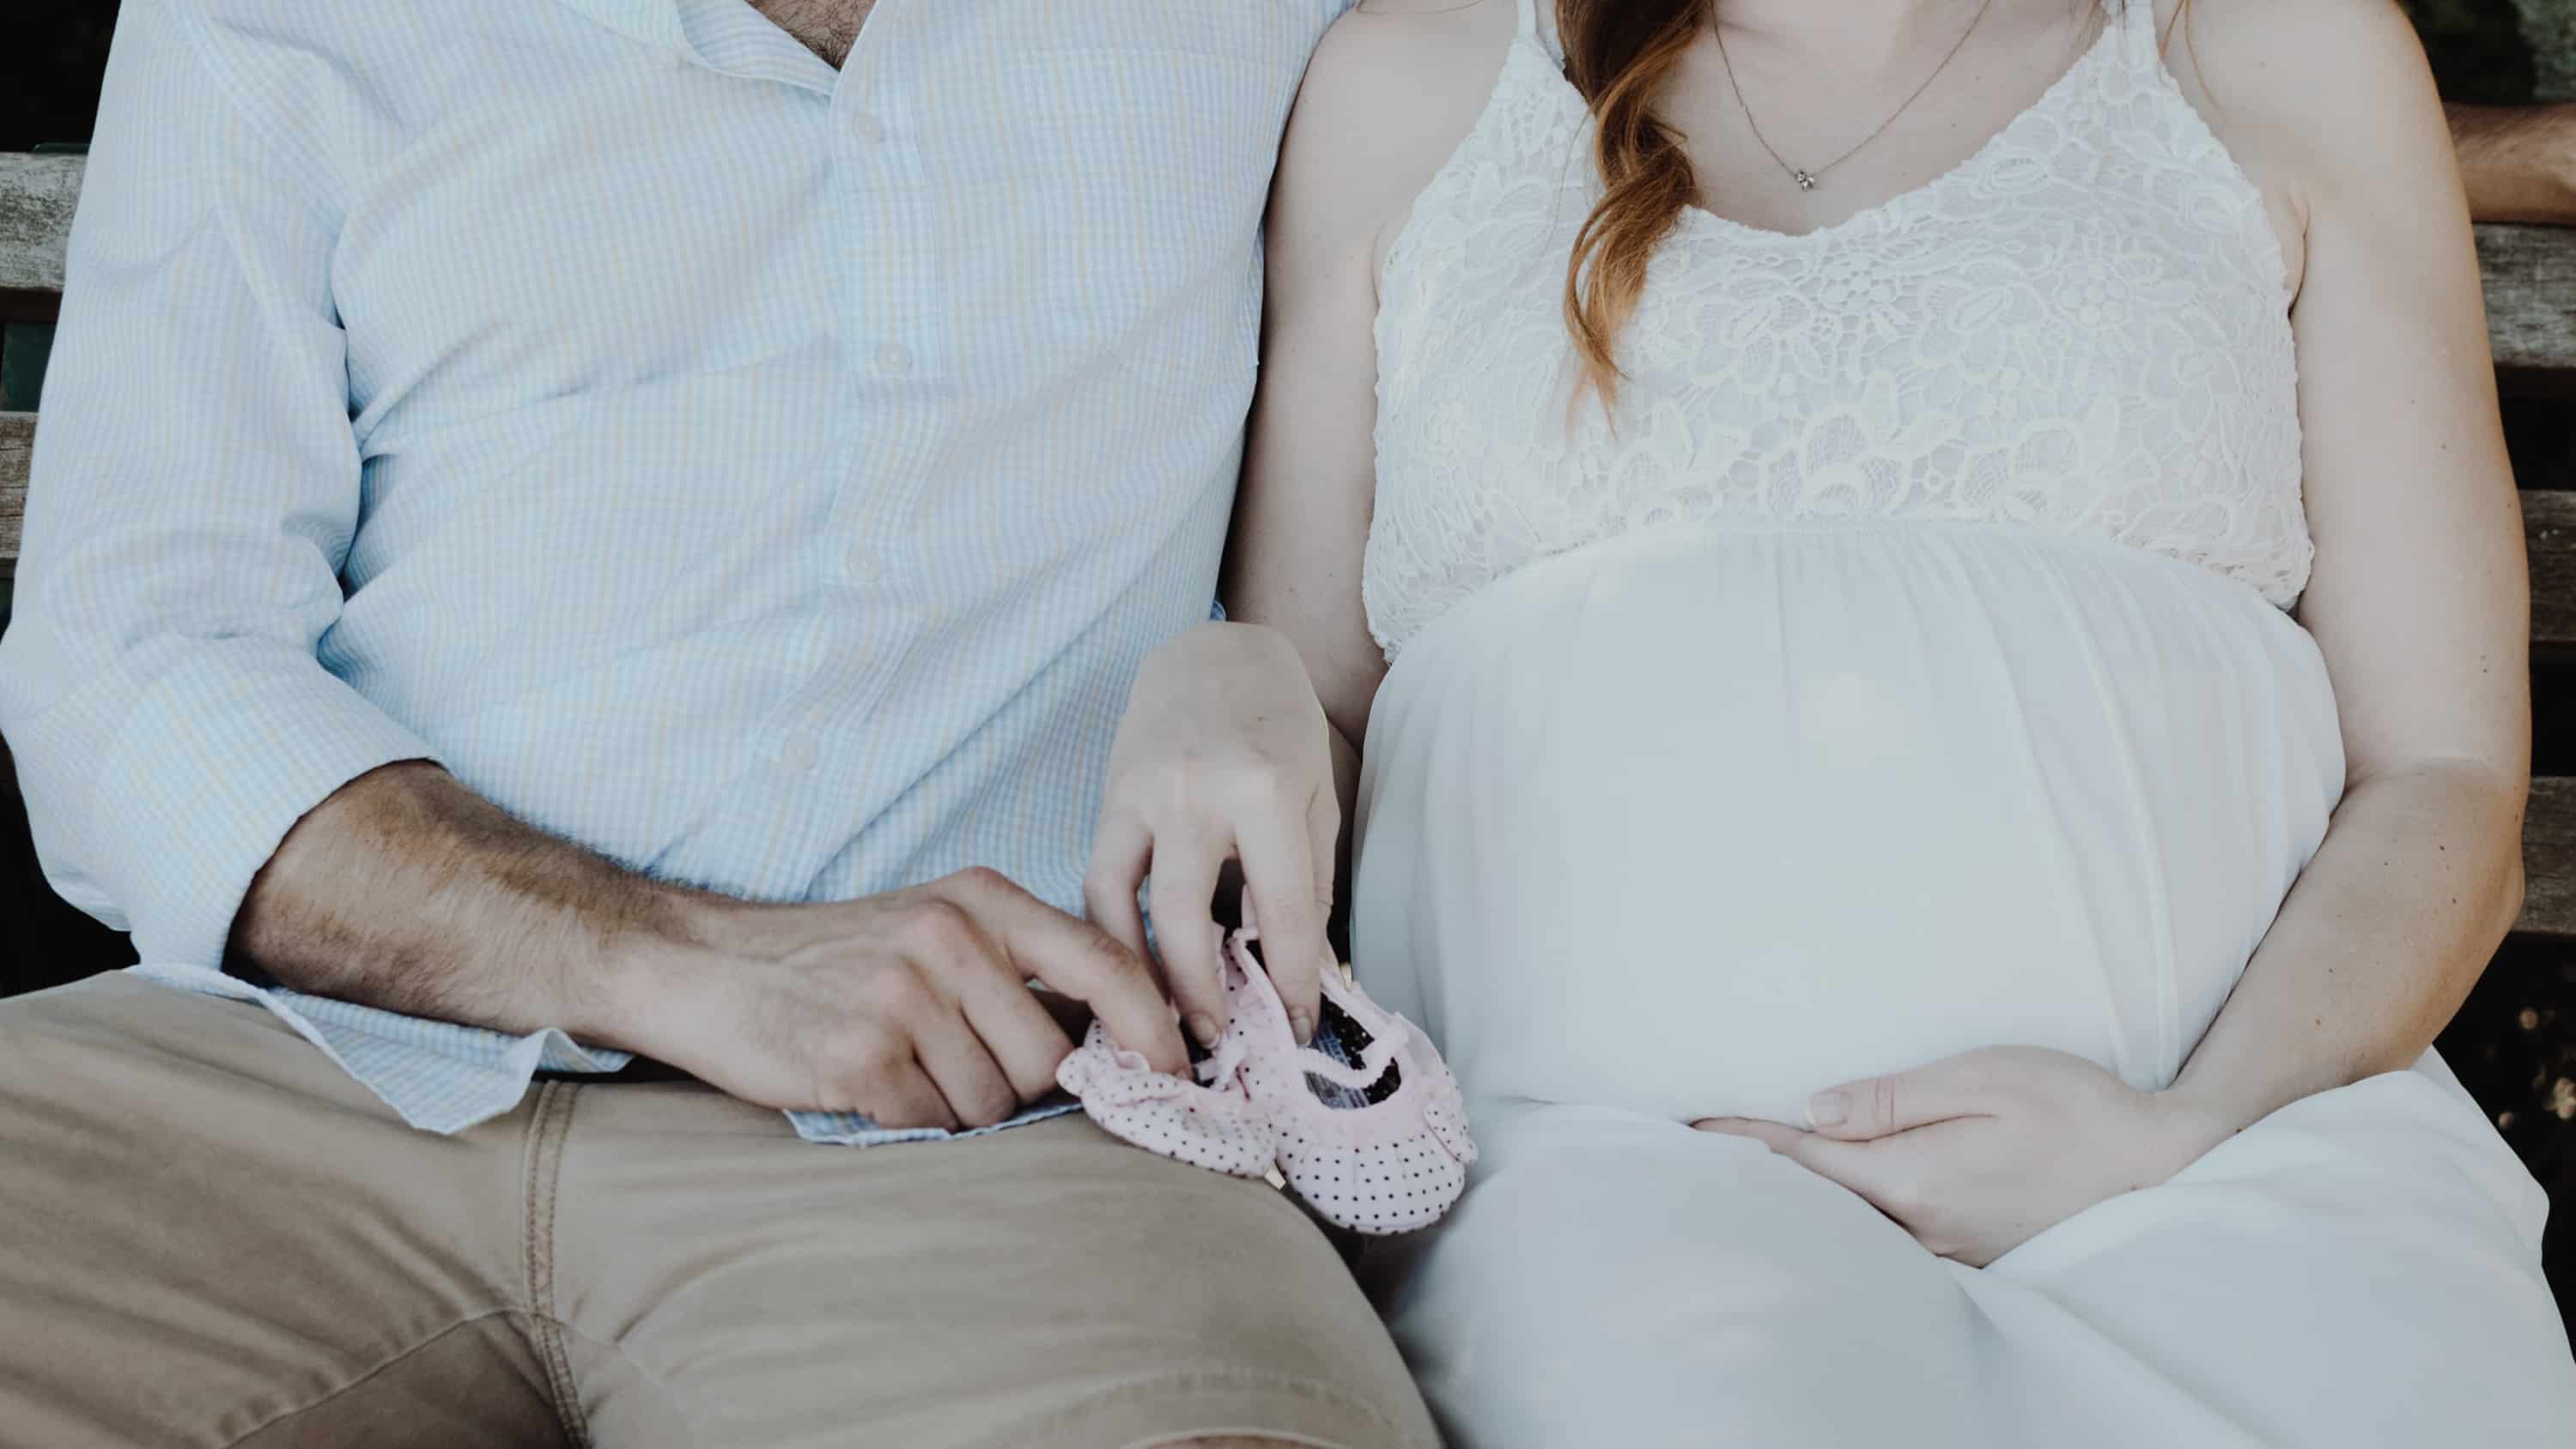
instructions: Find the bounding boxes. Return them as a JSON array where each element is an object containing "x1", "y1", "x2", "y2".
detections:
[{"x1": 1352, "y1": 522, "x2": 2575, "y2": 1446}]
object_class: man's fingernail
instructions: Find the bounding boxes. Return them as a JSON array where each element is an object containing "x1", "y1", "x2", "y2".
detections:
[
  {"x1": 1806, "y1": 1090, "x2": 1849, "y2": 1129},
  {"x1": 1187, "y1": 1013, "x2": 1220, "y2": 1048},
  {"x1": 1290, "y1": 1009, "x2": 1314, "y2": 1045}
]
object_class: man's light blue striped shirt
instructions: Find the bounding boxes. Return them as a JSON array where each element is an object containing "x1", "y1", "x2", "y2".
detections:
[{"x1": 0, "y1": 0, "x2": 1344, "y2": 1143}]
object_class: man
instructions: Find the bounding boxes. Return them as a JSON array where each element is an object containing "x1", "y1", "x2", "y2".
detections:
[
  {"x1": 2451, "y1": 100, "x2": 2576, "y2": 222},
  {"x1": 0, "y1": 0, "x2": 1437, "y2": 1445}
]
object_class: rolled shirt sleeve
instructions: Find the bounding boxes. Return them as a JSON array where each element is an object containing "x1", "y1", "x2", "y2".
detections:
[{"x1": 0, "y1": 0, "x2": 437, "y2": 967}]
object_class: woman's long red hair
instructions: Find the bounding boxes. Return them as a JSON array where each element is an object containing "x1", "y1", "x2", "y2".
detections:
[
  {"x1": 1558, "y1": 0, "x2": 2171, "y2": 408},
  {"x1": 1558, "y1": 0, "x2": 1710, "y2": 410}
]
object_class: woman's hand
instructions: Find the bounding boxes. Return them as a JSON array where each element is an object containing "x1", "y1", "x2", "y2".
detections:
[
  {"x1": 1694, "y1": 1046, "x2": 2239, "y2": 1267},
  {"x1": 1084, "y1": 621, "x2": 1342, "y2": 1050}
]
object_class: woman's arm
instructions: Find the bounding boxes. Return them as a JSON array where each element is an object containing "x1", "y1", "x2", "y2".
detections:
[
  {"x1": 1699, "y1": 0, "x2": 2529, "y2": 1264},
  {"x1": 2166, "y1": 0, "x2": 2529, "y2": 1133},
  {"x1": 1081, "y1": 0, "x2": 1510, "y2": 1023},
  {"x1": 1223, "y1": 0, "x2": 1517, "y2": 778},
  {"x1": 2449, "y1": 102, "x2": 2576, "y2": 225}
]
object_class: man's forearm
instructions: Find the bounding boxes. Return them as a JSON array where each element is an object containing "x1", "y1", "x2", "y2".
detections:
[
  {"x1": 230, "y1": 761, "x2": 708, "y2": 1047},
  {"x1": 2449, "y1": 103, "x2": 2576, "y2": 224}
]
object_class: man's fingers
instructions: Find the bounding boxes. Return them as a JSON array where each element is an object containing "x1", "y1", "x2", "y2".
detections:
[
  {"x1": 1804, "y1": 1059, "x2": 1996, "y2": 1141},
  {"x1": 953, "y1": 868, "x2": 1188, "y2": 1076},
  {"x1": 1235, "y1": 803, "x2": 1327, "y2": 1044},
  {"x1": 910, "y1": 1006, "x2": 1021, "y2": 1129},
  {"x1": 958, "y1": 974, "x2": 1080, "y2": 1102},
  {"x1": 1145, "y1": 836, "x2": 1229, "y2": 1052},
  {"x1": 1081, "y1": 812, "x2": 1154, "y2": 974},
  {"x1": 864, "y1": 1058, "x2": 961, "y2": 1132}
]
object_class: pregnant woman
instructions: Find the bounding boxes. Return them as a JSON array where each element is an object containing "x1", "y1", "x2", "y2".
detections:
[{"x1": 1087, "y1": 0, "x2": 2576, "y2": 1441}]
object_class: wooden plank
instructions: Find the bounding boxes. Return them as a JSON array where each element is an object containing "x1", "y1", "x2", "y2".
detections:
[
  {"x1": 2479, "y1": 223, "x2": 2576, "y2": 373},
  {"x1": 0, "y1": 154, "x2": 81, "y2": 301},
  {"x1": 0, "y1": 411, "x2": 25, "y2": 580},
  {"x1": 2522, "y1": 776, "x2": 2576, "y2": 938},
  {"x1": 2529, "y1": 491, "x2": 2576, "y2": 653}
]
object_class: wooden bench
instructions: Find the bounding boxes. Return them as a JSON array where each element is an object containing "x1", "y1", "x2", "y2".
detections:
[{"x1": 3, "y1": 150, "x2": 2576, "y2": 1216}]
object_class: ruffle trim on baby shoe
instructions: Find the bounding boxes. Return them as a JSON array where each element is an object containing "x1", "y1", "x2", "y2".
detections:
[{"x1": 1056, "y1": 1019, "x2": 1276, "y2": 1179}]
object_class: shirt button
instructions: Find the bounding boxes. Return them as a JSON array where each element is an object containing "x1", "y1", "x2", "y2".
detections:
[
  {"x1": 875, "y1": 342, "x2": 913, "y2": 375},
  {"x1": 852, "y1": 112, "x2": 885, "y2": 144},
  {"x1": 845, "y1": 543, "x2": 883, "y2": 583},
  {"x1": 779, "y1": 731, "x2": 820, "y2": 773}
]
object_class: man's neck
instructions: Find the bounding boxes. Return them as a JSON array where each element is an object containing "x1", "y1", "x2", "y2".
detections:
[{"x1": 745, "y1": 0, "x2": 878, "y2": 68}]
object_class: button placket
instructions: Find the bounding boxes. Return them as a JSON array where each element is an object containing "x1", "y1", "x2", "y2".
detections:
[
  {"x1": 778, "y1": 729, "x2": 821, "y2": 774},
  {"x1": 807, "y1": 16, "x2": 937, "y2": 734}
]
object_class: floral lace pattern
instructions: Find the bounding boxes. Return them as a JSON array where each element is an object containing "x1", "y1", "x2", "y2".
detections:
[{"x1": 1365, "y1": 0, "x2": 2307, "y2": 658}]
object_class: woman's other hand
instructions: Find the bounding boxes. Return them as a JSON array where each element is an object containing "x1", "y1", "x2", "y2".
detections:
[
  {"x1": 1086, "y1": 621, "x2": 1341, "y2": 1049},
  {"x1": 1694, "y1": 1046, "x2": 2238, "y2": 1267}
]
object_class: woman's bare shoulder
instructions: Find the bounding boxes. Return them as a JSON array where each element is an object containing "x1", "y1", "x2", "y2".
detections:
[
  {"x1": 1273, "y1": 0, "x2": 1523, "y2": 274},
  {"x1": 2152, "y1": 0, "x2": 2451, "y2": 297}
]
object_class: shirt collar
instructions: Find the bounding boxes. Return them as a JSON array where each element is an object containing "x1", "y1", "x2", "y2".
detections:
[
  {"x1": 547, "y1": 0, "x2": 692, "y2": 56},
  {"x1": 551, "y1": 0, "x2": 836, "y2": 94}
]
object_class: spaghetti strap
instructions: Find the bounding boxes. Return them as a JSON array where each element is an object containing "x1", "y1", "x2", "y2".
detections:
[
  {"x1": 2113, "y1": 0, "x2": 2166, "y2": 70},
  {"x1": 1520, "y1": 0, "x2": 1564, "y2": 66}
]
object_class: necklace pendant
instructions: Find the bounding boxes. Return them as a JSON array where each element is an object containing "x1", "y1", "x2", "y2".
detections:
[{"x1": 1792, "y1": 169, "x2": 1817, "y2": 192}]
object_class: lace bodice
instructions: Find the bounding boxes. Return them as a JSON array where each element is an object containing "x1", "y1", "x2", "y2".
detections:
[{"x1": 1365, "y1": 0, "x2": 2306, "y2": 658}]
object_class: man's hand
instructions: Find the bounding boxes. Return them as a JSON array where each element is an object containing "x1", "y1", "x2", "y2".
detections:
[
  {"x1": 234, "y1": 766, "x2": 1182, "y2": 1131},
  {"x1": 1084, "y1": 621, "x2": 1341, "y2": 1050},
  {"x1": 1692, "y1": 1046, "x2": 2235, "y2": 1266},
  {"x1": 2448, "y1": 103, "x2": 2576, "y2": 226},
  {"x1": 641, "y1": 868, "x2": 1188, "y2": 1131}
]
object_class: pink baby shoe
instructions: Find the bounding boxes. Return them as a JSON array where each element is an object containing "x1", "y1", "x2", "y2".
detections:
[
  {"x1": 1053, "y1": 989, "x2": 1277, "y2": 1180},
  {"x1": 1056, "y1": 901, "x2": 1477, "y2": 1234}
]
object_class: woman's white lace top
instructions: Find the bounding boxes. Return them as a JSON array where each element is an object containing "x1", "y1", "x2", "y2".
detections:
[{"x1": 1365, "y1": 0, "x2": 2306, "y2": 658}]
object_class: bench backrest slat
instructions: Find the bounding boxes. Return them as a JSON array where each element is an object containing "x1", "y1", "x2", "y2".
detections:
[
  {"x1": 0, "y1": 411, "x2": 26, "y2": 574},
  {"x1": 2523, "y1": 779, "x2": 2576, "y2": 938},
  {"x1": 0, "y1": 155, "x2": 80, "y2": 300},
  {"x1": 2481, "y1": 222, "x2": 2576, "y2": 374}
]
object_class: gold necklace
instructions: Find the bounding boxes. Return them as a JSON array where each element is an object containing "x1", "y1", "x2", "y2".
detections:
[{"x1": 1713, "y1": 0, "x2": 2001, "y2": 192}]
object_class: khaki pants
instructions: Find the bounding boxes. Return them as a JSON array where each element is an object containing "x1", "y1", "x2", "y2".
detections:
[{"x1": 0, "y1": 974, "x2": 1438, "y2": 1449}]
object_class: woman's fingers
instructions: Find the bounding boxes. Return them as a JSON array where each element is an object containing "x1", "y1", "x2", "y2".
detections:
[
  {"x1": 1803, "y1": 1053, "x2": 2004, "y2": 1141},
  {"x1": 1081, "y1": 811, "x2": 1156, "y2": 979},
  {"x1": 1147, "y1": 831, "x2": 1230, "y2": 1048},
  {"x1": 1692, "y1": 1119, "x2": 1920, "y2": 1228},
  {"x1": 1691, "y1": 1116, "x2": 1806, "y2": 1153},
  {"x1": 1236, "y1": 797, "x2": 1330, "y2": 1044}
]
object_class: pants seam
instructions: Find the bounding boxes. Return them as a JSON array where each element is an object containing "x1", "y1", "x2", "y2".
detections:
[
  {"x1": 521, "y1": 1079, "x2": 589, "y2": 1448},
  {"x1": 551, "y1": 1317, "x2": 699, "y2": 1446}
]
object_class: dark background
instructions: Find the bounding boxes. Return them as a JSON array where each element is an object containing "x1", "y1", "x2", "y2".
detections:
[{"x1": 8, "y1": 0, "x2": 2576, "y2": 1337}]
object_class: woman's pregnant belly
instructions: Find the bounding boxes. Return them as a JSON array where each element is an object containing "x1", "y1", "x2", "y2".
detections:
[{"x1": 1352, "y1": 522, "x2": 2345, "y2": 1126}]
